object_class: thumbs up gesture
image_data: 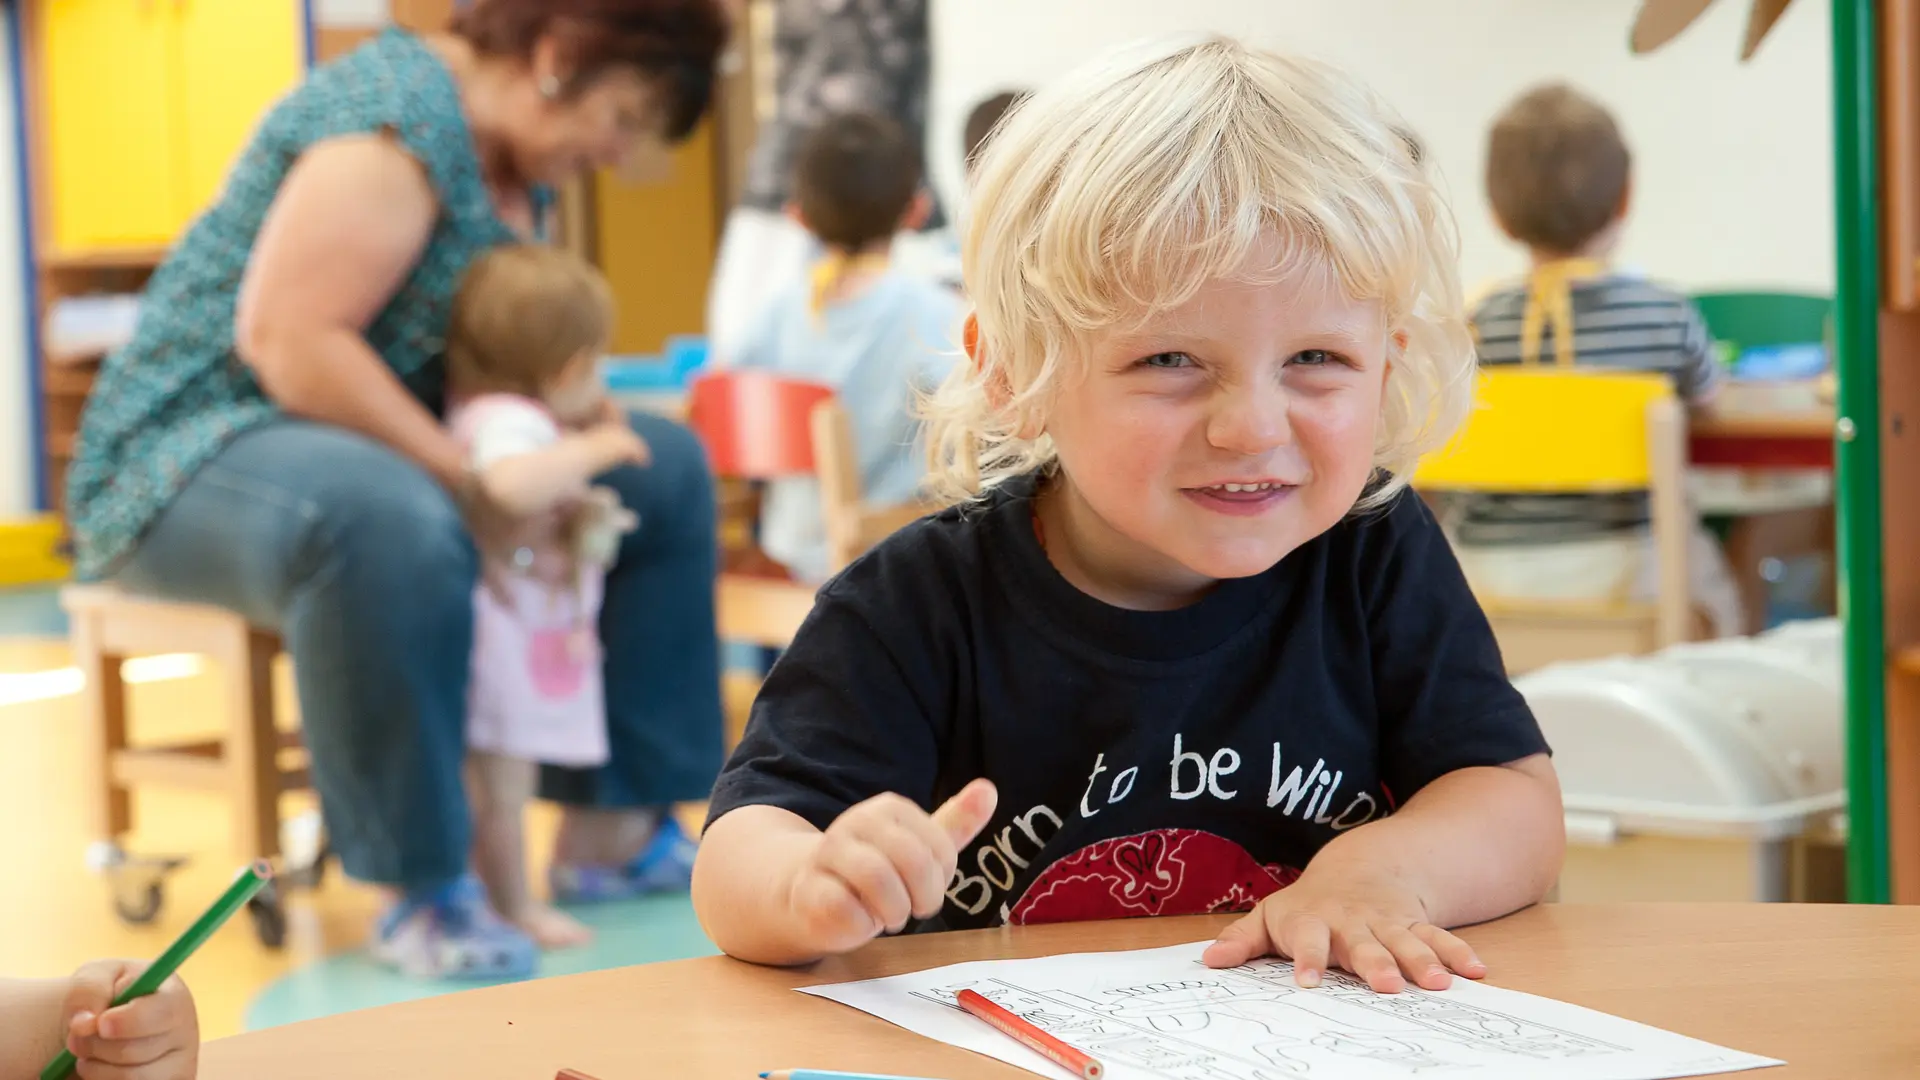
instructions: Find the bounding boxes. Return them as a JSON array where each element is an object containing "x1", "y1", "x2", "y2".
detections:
[{"x1": 787, "y1": 780, "x2": 999, "y2": 956}]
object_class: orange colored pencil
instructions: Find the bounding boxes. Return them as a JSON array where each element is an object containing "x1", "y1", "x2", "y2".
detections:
[{"x1": 954, "y1": 989, "x2": 1104, "y2": 1079}]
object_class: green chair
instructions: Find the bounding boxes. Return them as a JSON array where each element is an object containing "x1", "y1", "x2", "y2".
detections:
[{"x1": 1690, "y1": 291, "x2": 1833, "y2": 359}]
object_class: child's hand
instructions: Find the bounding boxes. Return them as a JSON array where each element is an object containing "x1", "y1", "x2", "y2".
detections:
[
  {"x1": 62, "y1": 960, "x2": 199, "y2": 1080},
  {"x1": 1200, "y1": 865, "x2": 1486, "y2": 994},
  {"x1": 786, "y1": 779, "x2": 998, "y2": 956},
  {"x1": 587, "y1": 423, "x2": 650, "y2": 469}
]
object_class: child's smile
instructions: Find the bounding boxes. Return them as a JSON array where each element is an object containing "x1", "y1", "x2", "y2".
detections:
[
  {"x1": 1037, "y1": 233, "x2": 1391, "y2": 610},
  {"x1": 1183, "y1": 479, "x2": 1298, "y2": 516}
]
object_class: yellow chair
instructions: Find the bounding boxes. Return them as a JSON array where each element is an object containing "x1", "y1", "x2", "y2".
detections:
[{"x1": 1414, "y1": 369, "x2": 1693, "y2": 674}]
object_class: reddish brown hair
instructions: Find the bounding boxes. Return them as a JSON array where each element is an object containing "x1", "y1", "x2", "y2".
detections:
[{"x1": 452, "y1": 0, "x2": 729, "y2": 141}]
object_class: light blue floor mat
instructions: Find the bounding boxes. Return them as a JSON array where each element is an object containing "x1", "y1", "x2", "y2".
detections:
[
  {"x1": 244, "y1": 893, "x2": 716, "y2": 1031},
  {"x1": 0, "y1": 585, "x2": 65, "y2": 638}
]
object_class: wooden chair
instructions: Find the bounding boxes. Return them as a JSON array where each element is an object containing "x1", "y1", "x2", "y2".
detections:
[
  {"x1": 811, "y1": 398, "x2": 940, "y2": 574},
  {"x1": 688, "y1": 372, "x2": 937, "y2": 745},
  {"x1": 1413, "y1": 369, "x2": 1693, "y2": 674},
  {"x1": 61, "y1": 586, "x2": 305, "y2": 866},
  {"x1": 687, "y1": 371, "x2": 836, "y2": 652}
]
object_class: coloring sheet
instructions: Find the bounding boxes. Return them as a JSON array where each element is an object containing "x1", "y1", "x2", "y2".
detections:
[{"x1": 799, "y1": 942, "x2": 1782, "y2": 1080}]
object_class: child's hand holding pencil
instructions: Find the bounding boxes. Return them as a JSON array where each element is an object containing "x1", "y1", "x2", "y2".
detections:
[{"x1": 60, "y1": 960, "x2": 199, "y2": 1080}]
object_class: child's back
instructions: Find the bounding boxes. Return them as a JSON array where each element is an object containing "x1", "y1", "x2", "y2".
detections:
[
  {"x1": 1454, "y1": 84, "x2": 1739, "y2": 634},
  {"x1": 737, "y1": 268, "x2": 960, "y2": 582},
  {"x1": 1462, "y1": 270, "x2": 1719, "y2": 547},
  {"x1": 733, "y1": 110, "x2": 961, "y2": 584}
]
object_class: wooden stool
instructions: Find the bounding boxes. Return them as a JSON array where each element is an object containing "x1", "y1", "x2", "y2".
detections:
[{"x1": 61, "y1": 585, "x2": 306, "y2": 862}]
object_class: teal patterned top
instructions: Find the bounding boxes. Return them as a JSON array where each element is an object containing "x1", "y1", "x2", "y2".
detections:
[{"x1": 66, "y1": 29, "x2": 516, "y2": 580}]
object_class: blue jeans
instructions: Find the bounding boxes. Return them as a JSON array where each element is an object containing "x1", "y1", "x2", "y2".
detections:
[{"x1": 114, "y1": 414, "x2": 724, "y2": 889}]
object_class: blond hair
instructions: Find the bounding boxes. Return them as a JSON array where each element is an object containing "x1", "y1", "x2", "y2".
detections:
[
  {"x1": 448, "y1": 244, "x2": 616, "y2": 397},
  {"x1": 925, "y1": 35, "x2": 1474, "y2": 513}
]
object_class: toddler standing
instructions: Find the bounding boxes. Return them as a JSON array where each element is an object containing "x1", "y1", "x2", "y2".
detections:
[{"x1": 443, "y1": 245, "x2": 643, "y2": 952}]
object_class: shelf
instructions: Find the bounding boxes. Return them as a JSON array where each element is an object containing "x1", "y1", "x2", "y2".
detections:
[
  {"x1": 41, "y1": 365, "x2": 95, "y2": 397},
  {"x1": 1690, "y1": 410, "x2": 1837, "y2": 440},
  {"x1": 37, "y1": 245, "x2": 169, "y2": 272},
  {"x1": 45, "y1": 344, "x2": 111, "y2": 368}
]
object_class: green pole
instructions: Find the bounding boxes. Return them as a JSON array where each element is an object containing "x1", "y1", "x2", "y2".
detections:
[{"x1": 1832, "y1": 0, "x2": 1892, "y2": 904}]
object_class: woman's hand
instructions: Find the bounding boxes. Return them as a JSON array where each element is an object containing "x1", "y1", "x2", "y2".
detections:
[
  {"x1": 62, "y1": 961, "x2": 199, "y2": 1080},
  {"x1": 1201, "y1": 863, "x2": 1485, "y2": 993},
  {"x1": 449, "y1": 465, "x2": 529, "y2": 602}
]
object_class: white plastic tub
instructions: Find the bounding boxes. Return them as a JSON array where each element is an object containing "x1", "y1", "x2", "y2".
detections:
[{"x1": 1515, "y1": 619, "x2": 1846, "y2": 903}]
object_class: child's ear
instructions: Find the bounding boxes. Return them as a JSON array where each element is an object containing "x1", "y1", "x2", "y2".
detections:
[
  {"x1": 1386, "y1": 329, "x2": 1407, "y2": 382},
  {"x1": 1614, "y1": 174, "x2": 1633, "y2": 221},
  {"x1": 967, "y1": 313, "x2": 1040, "y2": 439},
  {"x1": 901, "y1": 189, "x2": 934, "y2": 232}
]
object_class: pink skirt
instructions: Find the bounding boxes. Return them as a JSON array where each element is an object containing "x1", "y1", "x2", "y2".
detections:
[{"x1": 466, "y1": 571, "x2": 609, "y2": 768}]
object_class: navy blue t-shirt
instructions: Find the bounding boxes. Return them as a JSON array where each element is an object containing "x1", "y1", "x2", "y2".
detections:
[{"x1": 706, "y1": 474, "x2": 1549, "y2": 931}]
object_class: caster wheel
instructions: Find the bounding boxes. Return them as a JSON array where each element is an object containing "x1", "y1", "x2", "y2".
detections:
[
  {"x1": 113, "y1": 882, "x2": 164, "y2": 925},
  {"x1": 248, "y1": 888, "x2": 287, "y2": 949}
]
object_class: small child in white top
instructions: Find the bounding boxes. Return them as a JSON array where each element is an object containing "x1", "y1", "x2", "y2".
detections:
[{"x1": 446, "y1": 245, "x2": 645, "y2": 948}]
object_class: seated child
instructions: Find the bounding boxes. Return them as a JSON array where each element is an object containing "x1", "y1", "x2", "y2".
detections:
[
  {"x1": 1, "y1": 961, "x2": 196, "y2": 1079},
  {"x1": 732, "y1": 110, "x2": 965, "y2": 585},
  {"x1": 895, "y1": 89, "x2": 1031, "y2": 292},
  {"x1": 1454, "y1": 83, "x2": 1742, "y2": 636},
  {"x1": 428, "y1": 245, "x2": 644, "y2": 956},
  {"x1": 693, "y1": 35, "x2": 1565, "y2": 992}
]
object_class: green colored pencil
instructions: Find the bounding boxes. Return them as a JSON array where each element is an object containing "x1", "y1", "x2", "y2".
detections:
[{"x1": 41, "y1": 860, "x2": 274, "y2": 1080}]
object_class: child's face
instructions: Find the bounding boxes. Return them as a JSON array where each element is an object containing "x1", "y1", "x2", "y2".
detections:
[{"x1": 1042, "y1": 242, "x2": 1390, "y2": 600}]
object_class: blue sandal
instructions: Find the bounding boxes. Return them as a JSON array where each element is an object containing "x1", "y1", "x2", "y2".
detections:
[
  {"x1": 548, "y1": 815, "x2": 698, "y2": 904},
  {"x1": 369, "y1": 875, "x2": 537, "y2": 980}
]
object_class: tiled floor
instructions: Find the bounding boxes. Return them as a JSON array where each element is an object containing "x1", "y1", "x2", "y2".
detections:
[{"x1": 0, "y1": 585, "x2": 743, "y2": 1039}]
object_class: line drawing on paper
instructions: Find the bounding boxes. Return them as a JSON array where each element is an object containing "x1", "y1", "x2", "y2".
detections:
[{"x1": 907, "y1": 957, "x2": 1636, "y2": 1080}]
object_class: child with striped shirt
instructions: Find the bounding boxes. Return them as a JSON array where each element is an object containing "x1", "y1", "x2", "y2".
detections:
[{"x1": 1454, "y1": 83, "x2": 1742, "y2": 637}]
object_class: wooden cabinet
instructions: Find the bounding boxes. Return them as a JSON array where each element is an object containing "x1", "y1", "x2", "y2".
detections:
[
  {"x1": 38, "y1": 0, "x2": 177, "y2": 253},
  {"x1": 176, "y1": 0, "x2": 308, "y2": 223},
  {"x1": 596, "y1": 121, "x2": 721, "y2": 355},
  {"x1": 30, "y1": 0, "x2": 306, "y2": 255},
  {"x1": 20, "y1": 0, "x2": 309, "y2": 515}
]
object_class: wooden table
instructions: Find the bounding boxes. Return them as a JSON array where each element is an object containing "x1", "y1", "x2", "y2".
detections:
[
  {"x1": 200, "y1": 903, "x2": 1918, "y2": 1079},
  {"x1": 1689, "y1": 407, "x2": 1836, "y2": 469}
]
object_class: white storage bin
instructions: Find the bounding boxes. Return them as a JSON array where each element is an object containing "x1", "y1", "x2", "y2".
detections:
[{"x1": 1515, "y1": 619, "x2": 1846, "y2": 903}]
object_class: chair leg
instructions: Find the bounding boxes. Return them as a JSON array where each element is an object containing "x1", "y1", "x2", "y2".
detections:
[
  {"x1": 223, "y1": 625, "x2": 282, "y2": 862},
  {"x1": 72, "y1": 611, "x2": 131, "y2": 843}
]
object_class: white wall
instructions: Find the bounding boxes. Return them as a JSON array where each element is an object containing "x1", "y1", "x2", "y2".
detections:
[
  {"x1": 0, "y1": 13, "x2": 33, "y2": 518},
  {"x1": 928, "y1": 0, "x2": 1834, "y2": 296},
  {"x1": 313, "y1": 0, "x2": 389, "y2": 26}
]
